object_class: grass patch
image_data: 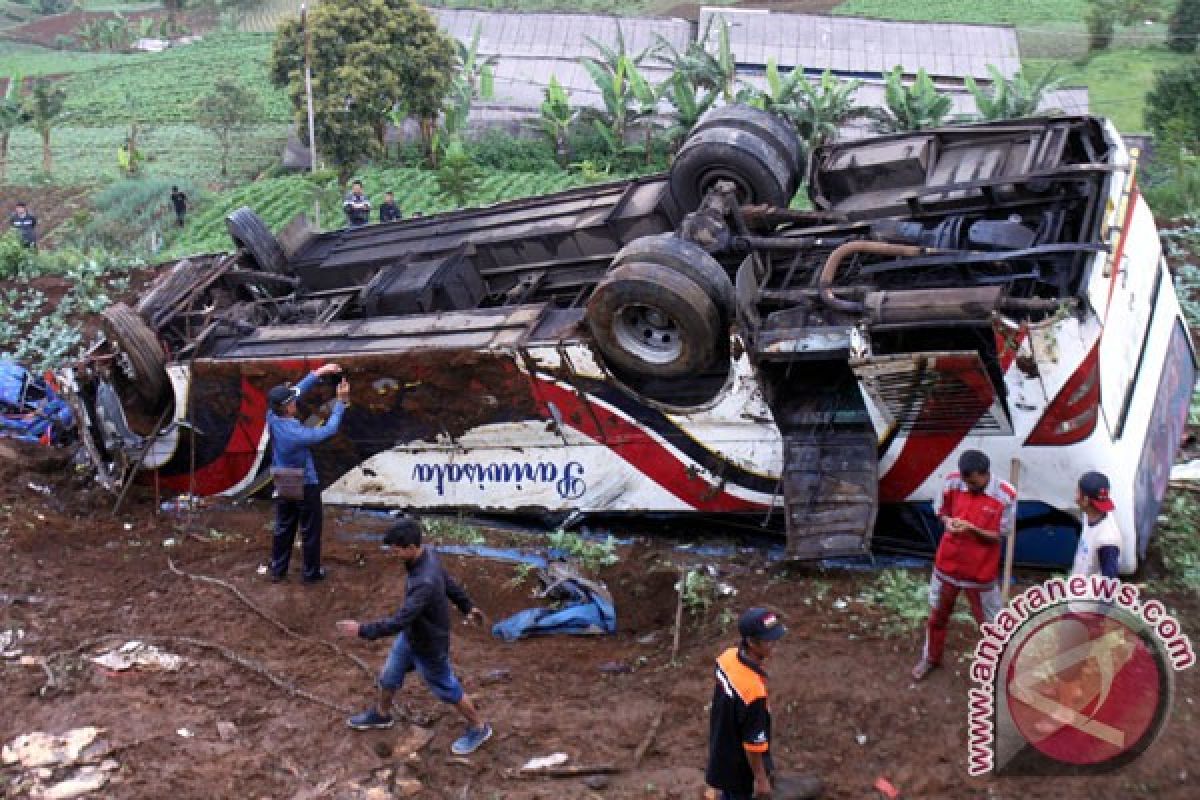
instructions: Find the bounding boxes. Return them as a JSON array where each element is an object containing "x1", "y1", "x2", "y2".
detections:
[
  {"x1": 422, "y1": 516, "x2": 487, "y2": 546},
  {"x1": 55, "y1": 34, "x2": 290, "y2": 125},
  {"x1": 1025, "y1": 47, "x2": 1190, "y2": 134},
  {"x1": 1149, "y1": 494, "x2": 1200, "y2": 591},
  {"x1": 546, "y1": 530, "x2": 618, "y2": 574},
  {"x1": 1, "y1": 124, "x2": 287, "y2": 185},
  {"x1": 832, "y1": 0, "x2": 1095, "y2": 26},
  {"x1": 0, "y1": 42, "x2": 132, "y2": 75}
]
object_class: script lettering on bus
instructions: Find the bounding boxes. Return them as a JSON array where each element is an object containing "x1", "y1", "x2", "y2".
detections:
[{"x1": 411, "y1": 460, "x2": 586, "y2": 500}]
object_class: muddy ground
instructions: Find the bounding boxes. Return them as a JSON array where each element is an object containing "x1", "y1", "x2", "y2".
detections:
[{"x1": 0, "y1": 441, "x2": 1196, "y2": 800}]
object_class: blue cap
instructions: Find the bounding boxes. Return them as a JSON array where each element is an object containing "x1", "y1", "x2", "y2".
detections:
[{"x1": 738, "y1": 607, "x2": 786, "y2": 641}]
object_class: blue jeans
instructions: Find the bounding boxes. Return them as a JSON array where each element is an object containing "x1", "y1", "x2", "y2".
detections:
[{"x1": 378, "y1": 634, "x2": 464, "y2": 704}]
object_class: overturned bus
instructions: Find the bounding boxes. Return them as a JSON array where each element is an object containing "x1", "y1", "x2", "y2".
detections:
[{"x1": 62, "y1": 109, "x2": 1195, "y2": 571}]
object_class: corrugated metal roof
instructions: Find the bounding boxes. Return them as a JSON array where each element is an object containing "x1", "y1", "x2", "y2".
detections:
[
  {"x1": 697, "y1": 9, "x2": 1021, "y2": 80},
  {"x1": 433, "y1": 9, "x2": 687, "y2": 110}
]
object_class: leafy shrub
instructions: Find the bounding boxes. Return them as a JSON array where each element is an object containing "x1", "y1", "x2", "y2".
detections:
[
  {"x1": 1168, "y1": 0, "x2": 1200, "y2": 53},
  {"x1": 469, "y1": 129, "x2": 560, "y2": 173},
  {"x1": 0, "y1": 233, "x2": 32, "y2": 279},
  {"x1": 546, "y1": 530, "x2": 618, "y2": 574}
]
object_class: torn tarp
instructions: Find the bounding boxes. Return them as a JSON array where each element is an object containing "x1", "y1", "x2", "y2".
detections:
[{"x1": 492, "y1": 560, "x2": 616, "y2": 642}]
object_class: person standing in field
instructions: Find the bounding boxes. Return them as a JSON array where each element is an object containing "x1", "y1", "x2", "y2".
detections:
[
  {"x1": 9, "y1": 202, "x2": 37, "y2": 249},
  {"x1": 170, "y1": 186, "x2": 188, "y2": 228},
  {"x1": 343, "y1": 180, "x2": 371, "y2": 227},
  {"x1": 379, "y1": 190, "x2": 402, "y2": 223}
]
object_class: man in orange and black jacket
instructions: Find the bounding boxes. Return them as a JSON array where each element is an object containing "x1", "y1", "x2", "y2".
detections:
[{"x1": 706, "y1": 607, "x2": 785, "y2": 800}]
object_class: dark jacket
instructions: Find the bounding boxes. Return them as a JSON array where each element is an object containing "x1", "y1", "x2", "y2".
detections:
[
  {"x1": 379, "y1": 201, "x2": 401, "y2": 223},
  {"x1": 9, "y1": 212, "x2": 36, "y2": 245},
  {"x1": 360, "y1": 548, "x2": 473, "y2": 657}
]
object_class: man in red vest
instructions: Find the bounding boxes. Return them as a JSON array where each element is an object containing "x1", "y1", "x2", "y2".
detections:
[{"x1": 912, "y1": 449, "x2": 1015, "y2": 681}]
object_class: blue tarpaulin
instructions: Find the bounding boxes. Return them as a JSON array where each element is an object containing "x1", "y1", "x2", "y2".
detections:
[
  {"x1": 492, "y1": 564, "x2": 617, "y2": 642},
  {"x1": 0, "y1": 361, "x2": 73, "y2": 444}
]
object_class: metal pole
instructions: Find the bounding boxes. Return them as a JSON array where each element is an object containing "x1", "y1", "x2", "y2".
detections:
[{"x1": 302, "y1": 3, "x2": 320, "y2": 228}]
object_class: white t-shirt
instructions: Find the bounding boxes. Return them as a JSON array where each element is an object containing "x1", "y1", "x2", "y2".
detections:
[{"x1": 1070, "y1": 513, "x2": 1122, "y2": 576}]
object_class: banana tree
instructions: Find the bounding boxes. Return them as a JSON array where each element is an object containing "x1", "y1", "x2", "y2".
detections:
[
  {"x1": 443, "y1": 22, "x2": 497, "y2": 140},
  {"x1": 540, "y1": 75, "x2": 574, "y2": 166},
  {"x1": 868, "y1": 67, "x2": 953, "y2": 133},
  {"x1": 659, "y1": 71, "x2": 717, "y2": 151},
  {"x1": 784, "y1": 69, "x2": 869, "y2": 150},
  {"x1": 0, "y1": 76, "x2": 28, "y2": 184},
  {"x1": 579, "y1": 35, "x2": 658, "y2": 163},
  {"x1": 653, "y1": 14, "x2": 737, "y2": 103},
  {"x1": 965, "y1": 64, "x2": 1063, "y2": 121},
  {"x1": 25, "y1": 78, "x2": 66, "y2": 174},
  {"x1": 737, "y1": 57, "x2": 811, "y2": 114}
]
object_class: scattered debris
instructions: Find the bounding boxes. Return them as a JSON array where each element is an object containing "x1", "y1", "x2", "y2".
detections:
[
  {"x1": 89, "y1": 641, "x2": 186, "y2": 672},
  {"x1": 216, "y1": 721, "x2": 238, "y2": 742},
  {"x1": 521, "y1": 753, "x2": 570, "y2": 772},
  {"x1": 479, "y1": 667, "x2": 512, "y2": 685},
  {"x1": 583, "y1": 774, "x2": 611, "y2": 790},
  {"x1": 598, "y1": 660, "x2": 632, "y2": 675},
  {"x1": 176, "y1": 728, "x2": 193, "y2": 739},
  {"x1": 632, "y1": 709, "x2": 664, "y2": 769},
  {"x1": 873, "y1": 775, "x2": 900, "y2": 799},
  {"x1": 392, "y1": 725, "x2": 436, "y2": 758},
  {"x1": 2, "y1": 728, "x2": 119, "y2": 799},
  {"x1": 1, "y1": 627, "x2": 25, "y2": 658},
  {"x1": 27, "y1": 482, "x2": 52, "y2": 495},
  {"x1": 2, "y1": 728, "x2": 104, "y2": 769}
]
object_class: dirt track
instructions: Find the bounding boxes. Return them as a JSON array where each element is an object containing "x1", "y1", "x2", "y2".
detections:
[{"x1": 1, "y1": 443, "x2": 1197, "y2": 799}]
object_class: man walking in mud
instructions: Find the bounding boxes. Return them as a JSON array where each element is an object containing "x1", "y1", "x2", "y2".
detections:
[
  {"x1": 911, "y1": 449, "x2": 1015, "y2": 681},
  {"x1": 336, "y1": 517, "x2": 494, "y2": 755},
  {"x1": 265, "y1": 362, "x2": 349, "y2": 584}
]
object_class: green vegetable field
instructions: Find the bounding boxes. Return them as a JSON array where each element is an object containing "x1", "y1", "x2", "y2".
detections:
[{"x1": 166, "y1": 167, "x2": 585, "y2": 257}]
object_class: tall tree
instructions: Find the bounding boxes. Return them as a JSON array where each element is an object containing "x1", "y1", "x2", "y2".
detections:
[
  {"x1": 0, "y1": 77, "x2": 27, "y2": 184},
  {"x1": 1145, "y1": 61, "x2": 1200, "y2": 149},
  {"x1": 25, "y1": 78, "x2": 66, "y2": 174},
  {"x1": 1168, "y1": 0, "x2": 1200, "y2": 53},
  {"x1": 270, "y1": 0, "x2": 457, "y2": 181},
  {"x1": 868, "y1": 67, "x2": 952, "y2": 133},
  {"x1": 965, "y1": 65, "x2": 1063, "y2": 121},
  {"x1": 194, "y1": 76, "x2": 260, "y2": 178}
]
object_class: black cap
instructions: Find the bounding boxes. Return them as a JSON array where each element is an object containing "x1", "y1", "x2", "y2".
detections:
[
  {"x1": 738, "y1": 607, "x2": 786, "y2": 642},
  {"x1": 268, "y1": 383, "x2": 299, "y2": 410},
  {"x1": 1079, "y1": 471, "x2": 1115, "y2": 512}
]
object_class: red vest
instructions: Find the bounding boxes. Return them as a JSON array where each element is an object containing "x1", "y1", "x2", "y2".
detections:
[{"x1": 933, "y1": 473, "x2": 1016, "y2": 584}]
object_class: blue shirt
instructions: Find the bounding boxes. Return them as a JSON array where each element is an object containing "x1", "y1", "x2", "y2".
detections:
[{"x1": 266, "y1": 372, "x2": 346, "y2": 485}]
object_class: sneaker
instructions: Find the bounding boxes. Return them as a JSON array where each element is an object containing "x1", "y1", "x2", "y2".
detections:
[
  {"x1": 347, "y1": 709, "x2": 395, "y2": 730},
  {"x1": 302, "y1": 568, "x2": 328, "y2": 585},
  {"x1": 911, "y1": 658, "x2": 938, "y2": 682},
  {"x1": 451, "y1": 723, "x2": 493, "y2": 755}
]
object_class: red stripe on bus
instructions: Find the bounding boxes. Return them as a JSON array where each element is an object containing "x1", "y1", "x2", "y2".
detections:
[
  {"x1": 879, "y1": 331, "x2": 1025, "y2": 502},
  {"x1": 534, "y1": 379, "x2": 765, "y2": 512},
  {"x1": 157, "y1": 378, "x2": 268, "y2": 495}
]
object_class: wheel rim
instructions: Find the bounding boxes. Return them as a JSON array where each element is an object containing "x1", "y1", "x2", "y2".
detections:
[
  {"x1": 697, "y1": 167, "x2": 754, "y2": 203},
  {"x1": 612, "y1": 303, "x2": 683, "y2": 365}
]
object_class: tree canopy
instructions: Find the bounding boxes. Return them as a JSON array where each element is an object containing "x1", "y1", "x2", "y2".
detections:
[
  {"x1": 269, "y1": 0, "x2": 458, "y2": 181},
  {"x1": 195, "y1": 77, "x2": 261, "y2": 178}
]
